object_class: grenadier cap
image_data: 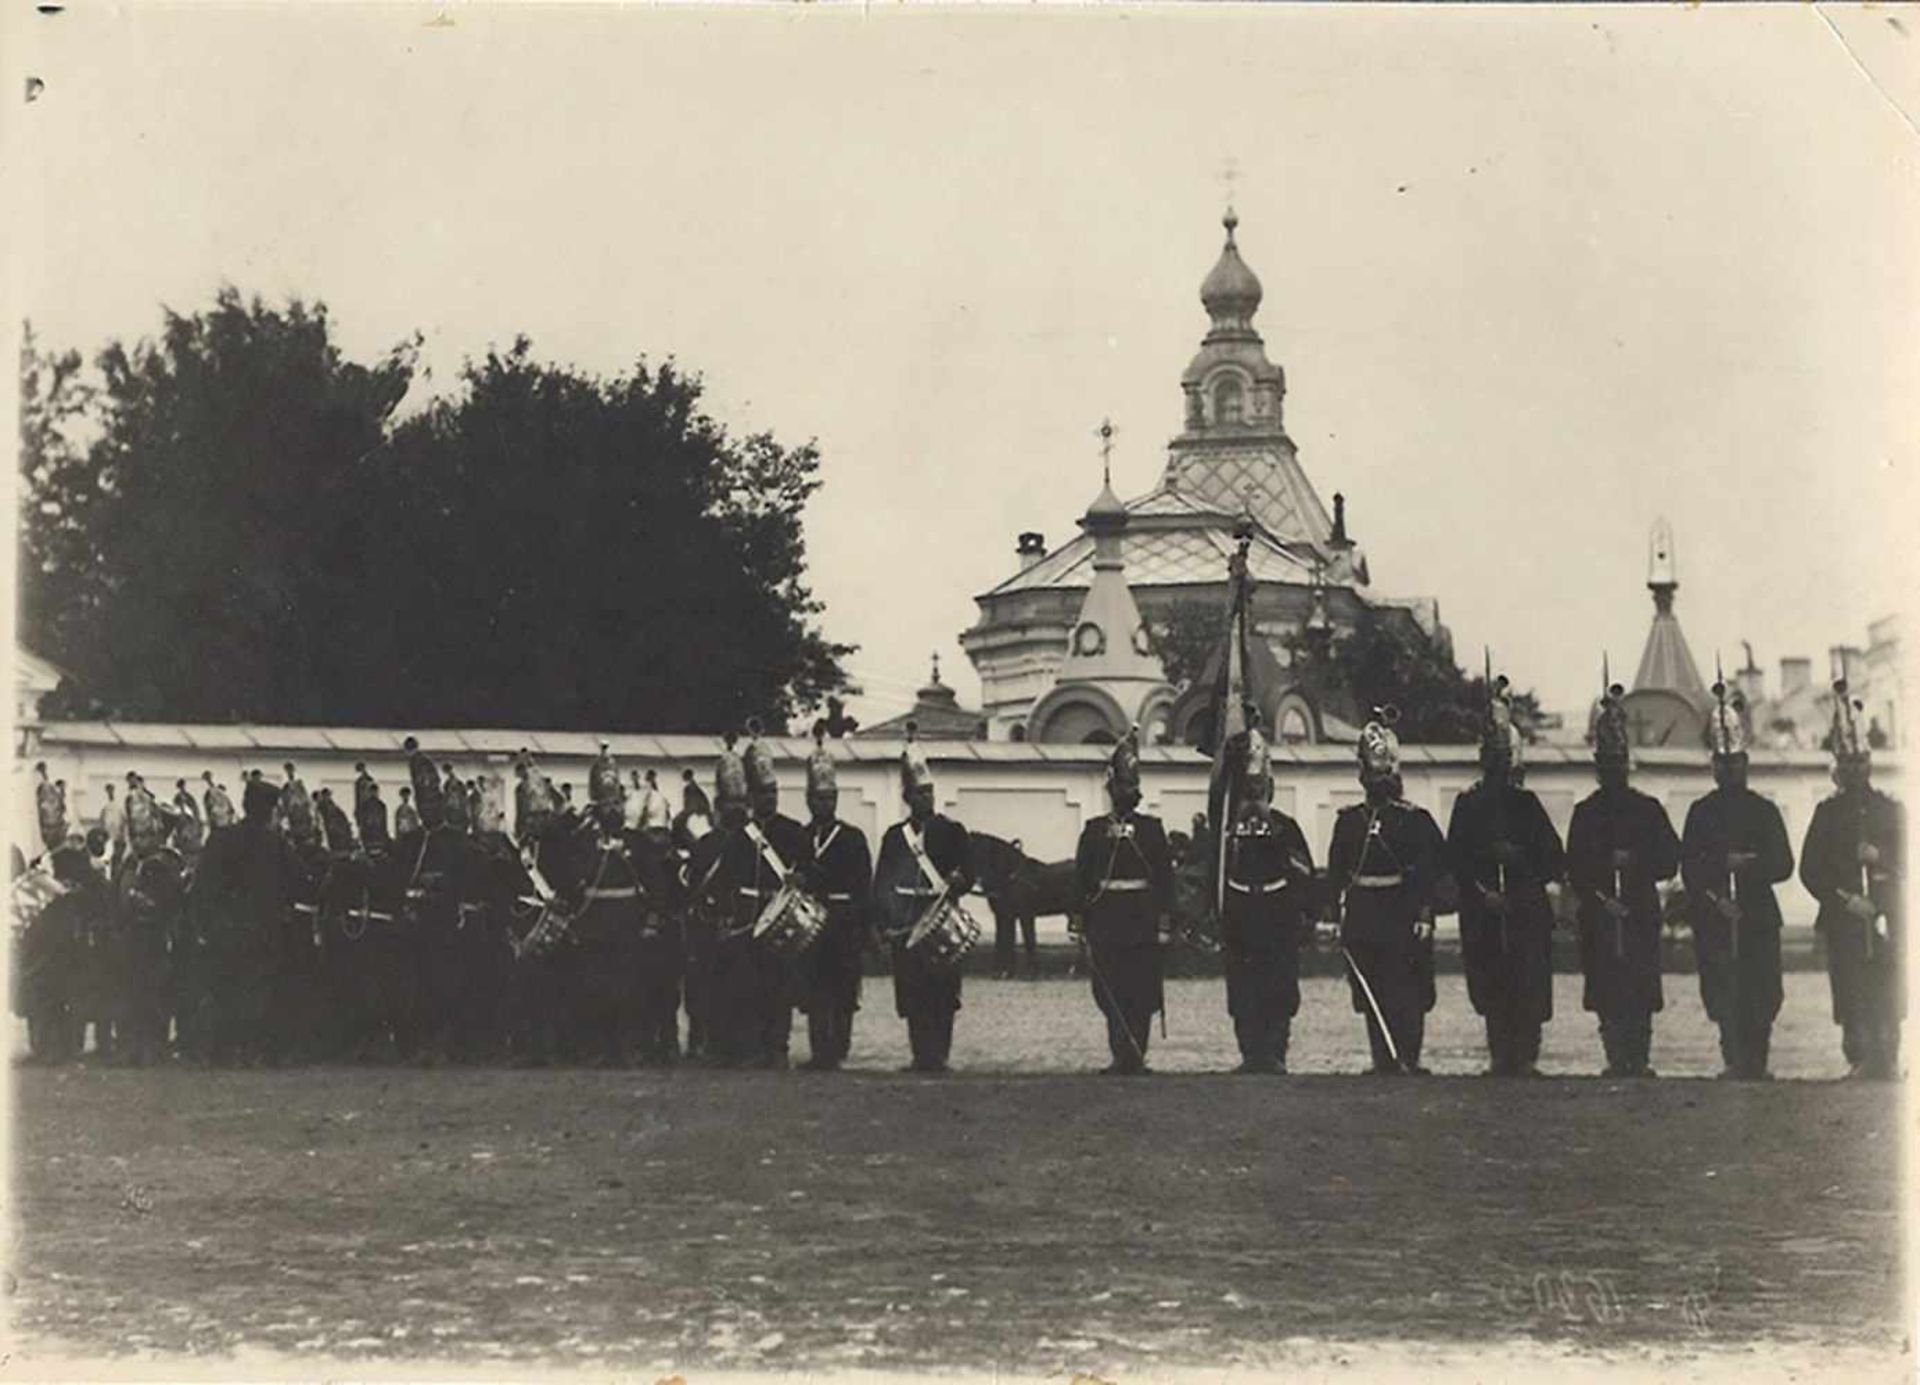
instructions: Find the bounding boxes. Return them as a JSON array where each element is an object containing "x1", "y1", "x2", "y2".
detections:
[
  {"x1": 743, "y1": 718, "x2": 779, "y2": 795},
  {"x1": 1481, "y1": 665, "x2": 1524, "y2": 767},
  {"x1": 1591, "y1": 679, "x2": 1631, "y2": 767},
  {"x1": 588, "y1": 740, "x2": 623, "y2": 810},
  {"x1": 899, "y1": 721, "x2": 935, "y2": 795},
  {"x1": 474, "y1": 772, "x2": 507, "y2": 834},
  {"x1": 806, "y1": 722, "x2": 838, "y2": 795},
  {"x1": 714, "y1": 733, "x2": 750, "y2": 808},
  {"x1": 1706, "y1": 679, "x2": 1751, "y2": 758},
  {"x1": 1358, "y1": 705, "x2": 1402, "y2": 781},
  {"x1": 1828, "y1": 679, "x2": 1870, "y2": 766}
]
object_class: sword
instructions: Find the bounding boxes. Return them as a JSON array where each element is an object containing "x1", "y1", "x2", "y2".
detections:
[
  {"x1": 1613, "y1": 858, "x2": 1626, "y2": 961},
  {"x1": 1342, "y1": 944, "x2": 1404, "y2": 1072}
]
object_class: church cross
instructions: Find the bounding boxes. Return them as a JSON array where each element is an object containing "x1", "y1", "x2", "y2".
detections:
[{"x1": 1097, "y1": 418, "x2": 1116, "y2": 486}]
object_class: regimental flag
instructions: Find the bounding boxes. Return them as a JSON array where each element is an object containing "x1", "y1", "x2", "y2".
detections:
[{"x1": 1207, "y1": 527, "x2": 1259, "y2": 921}]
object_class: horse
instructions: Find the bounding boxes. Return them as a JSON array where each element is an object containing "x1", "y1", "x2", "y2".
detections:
[{"x1": 968, "y1": 832, "x2": 1081, "y2": 977}]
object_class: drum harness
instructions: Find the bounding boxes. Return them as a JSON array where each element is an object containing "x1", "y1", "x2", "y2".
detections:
[{"x1": 900, "y1": 821, "x2": 955, "y2": 951}]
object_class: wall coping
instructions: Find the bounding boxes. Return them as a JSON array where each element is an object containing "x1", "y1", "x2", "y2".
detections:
[{"x1": 28, "y1": 720, "x2": 1895, "y2": 772}]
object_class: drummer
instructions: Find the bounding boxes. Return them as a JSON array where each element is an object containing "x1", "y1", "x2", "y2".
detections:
[
  {"x1": 740, "y1": 723, "x2": 812, "y2": 1070},
  {"x1": 871, "y1": 725, "x2": 977, "y2": 1074}
]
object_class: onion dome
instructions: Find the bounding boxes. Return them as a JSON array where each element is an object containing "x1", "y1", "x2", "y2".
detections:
[{"x1": 1199, "y1": 208, "x2": 1263, "y2": 324}]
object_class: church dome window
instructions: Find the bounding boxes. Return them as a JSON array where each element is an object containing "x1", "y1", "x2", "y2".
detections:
[
  {"x1": 1213, "y1": 376, "x2": 1245, "y2": 425},
  {"x1": 1072, "y1": 622, "x2": 1107, "y2": 657}
]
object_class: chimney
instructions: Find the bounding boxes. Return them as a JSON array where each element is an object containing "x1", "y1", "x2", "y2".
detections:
[
  {"x1": 1779, "y1": 657, "x2": 1811, "y2": 698},
  {"x1": 1016, "y1": 532, "x2": 1047, "y2": 571},
  {"x1": 1329, "y1": 493, "x2": 1353, "y2": 550}
]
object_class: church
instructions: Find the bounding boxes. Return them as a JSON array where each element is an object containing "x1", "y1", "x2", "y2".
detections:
[{"x1": 959, "y1": 211, "x2": 1448, "y2": 746}]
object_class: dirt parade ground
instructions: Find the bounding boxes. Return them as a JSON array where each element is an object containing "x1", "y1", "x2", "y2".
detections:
[{"x1": 7, "y1": 974, "x2": 1909, "y2": 1379}]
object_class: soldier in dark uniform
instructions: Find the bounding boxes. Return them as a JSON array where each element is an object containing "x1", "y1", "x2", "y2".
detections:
[
  {"x1": 1447, "y1": 671, "x2": 1566, "y2": 1077},
  {"x1": 394, "y1": 786, "x2": 421, "y2": 838},
  {"x1": 736, "y1": 726, "x2": 810, "y2": 1069},
  {"x1": 1327, "y1": 709, "x2": 1453, "y2": 1075},
  {"x1": 187, "y1": 777, "x2": 301, "y2": 1064},
  {"x1": 202, "y1": 771, "x2": 236, "y2": 833},
  {"x1": 872, "y1": 725, "x2": 976, "y2": 1074},
  {"x1": 589, "y1": 741, "x2": 626, "y2": 824},
  {"x1": 15, "y1": 841, "x2": 97, "y2": 1063},
  {"x1": 34, "y1": 763, "x2": 67, "y2": 854},
  {"x1": 1218, "y1": 724, "x2": 1316, "y2": 1074},
  {"x1": 681, "y1": 736, "x2": 756, "y2": 1066},
  {"x1": 799, "y1": 725, "x2": 872, "y2": 1071},
  {"x1": 1073, "y1": 729, "x2": 1175, "y2": 1075},
  {"x1": 1681, "y1": 680, "x2": 1795, "y2": 1080},
  {"x1": 440, "y1": 764, "x2": 471, "y2": 834},
  {"x1": 276, "y1": 763, "x2": 319, "y2": 852},
  {"x1": 105, "y1": 773, "x2": 180, "y2": 1065},
  {"x1": 403, "y1": 736, "x2": 445, "y2": 831},
  {"x1": 681, "y1": 768, "x2": 712, "y2": 824},
  {"x1": 1567, "y1": 676, "x2": 1681, "y2": 1077},
  {"x1": 1800, "y1": 681, "x2": 1905, "y2": 1079},
  {"x1": 358, "y1": 777, "x2": 392, "y2": 853},
  {"x1": 315, "y1": 788, "x2": 355, "y2": 855},
  {"x1": 353, "y1": 760, "x2": 376, "y2": 808}
]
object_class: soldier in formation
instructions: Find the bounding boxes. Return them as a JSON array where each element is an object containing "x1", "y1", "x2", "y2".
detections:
[
  {"x1": 872, "y1": 726, "x2": 975, "y2": 1073},
  {"x1": 1216, "y1": 720, "x2": 1317, "y2": 1074},
  {"x1": 797, "y1": 725, "x2": 872, "y2": 1070},
  {"x1": 5, "y1": 679, "x2": 1887, "y2": 1077},
  {"x1": 1799, "y1": 682, "x2": 1904, "y2": 1079},
  {"x1": 1566, "y1": 676, "x2": 1681, "y2": 1077},
  {"x1": 1447, "y1": 671, "x2": 1566, "y2": 1078},
  {"x1": 1681, "y1": 679, "x2": 1796, "y2": 1080},
  {"x1": 1073, "y1": 729, "x2": 1174, "y2": 1075},
  {"x1": 1327, "y1": 709, "x2": 1453, "y2": 1075}
]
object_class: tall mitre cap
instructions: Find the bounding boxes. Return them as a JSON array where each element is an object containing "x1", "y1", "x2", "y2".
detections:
[
  {"x1": 1705, "y1": 678, "x2": 1751, "y2": 758},
  {"x1": 589, "y1": 738, "x2": 622, "y2": 806},
  {"x1": 1358, "y1": 705, "x2": 1402, "y2": 778},
  {"x1": 1481, "y1": 659, "x2": 1524, "y2": 765},
  {"x1": 743, "y1": 717, "x2": 780, "y2": 794},
  {"x1": 1829, "y1": 679, "x2": 1870, "y2": 765},
  {"x1": 1592, "y1": 671, "x2": 1631, "y2": 766},
  {"x1": 806, "y1": 722, "x2": 838, "y2": 794},
  {"x1": 714, "y1": 732, "x2": 750, "y2": 806},
  {"x1": 1107, "y1": 725, "x2": 1143, "y2": 793},
  {"x1": 899, "y1": 721, "x2": 935, "y2": 794}
]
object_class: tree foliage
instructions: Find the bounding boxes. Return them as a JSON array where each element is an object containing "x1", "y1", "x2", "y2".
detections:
[
  {"x1": 1148, "y1": 596, "x2": 1226, "y2": 690},
  {"x1": 1150, "y1": 589, "x2": 1541, "y2": 744},
  {"x1": 18, "y1": 294, "x2": 852, "y2": 731},
  {"x1": 1315, "y1": 605, "x2": 1540, "y2": 744}
]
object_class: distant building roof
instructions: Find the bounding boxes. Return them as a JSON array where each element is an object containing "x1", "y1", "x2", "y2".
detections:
[{"x1": 857, "y1": 656, "x2": 989, "y2": 741}]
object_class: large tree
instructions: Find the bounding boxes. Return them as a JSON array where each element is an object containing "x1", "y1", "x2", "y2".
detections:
[
  {"x1": 19, "y1": 296, "x2": 852, "y2": 731},
  {"x1": 343, "y1": 339, "x2": 851, "y2": 732},
  {"x1": 21, "y1": 294, "x2": 418, "y2": 722}
]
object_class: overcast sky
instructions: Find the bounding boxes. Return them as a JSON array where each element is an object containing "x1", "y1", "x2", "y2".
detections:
[{"x1": 8, "y1": 4, "x2": 1916, "y2": 729}]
